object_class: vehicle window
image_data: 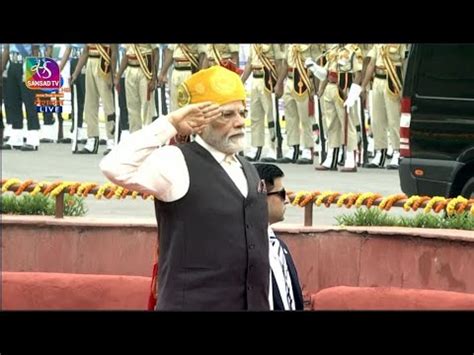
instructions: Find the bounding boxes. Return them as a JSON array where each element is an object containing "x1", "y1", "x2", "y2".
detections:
[{"x1": 416, "y1": 44, "x2": 474, "y2": 99}]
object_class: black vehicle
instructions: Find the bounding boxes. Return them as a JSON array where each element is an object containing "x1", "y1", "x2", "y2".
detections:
[{"x1": 399, "y1": 43, "x2": 474, "y2": 199}]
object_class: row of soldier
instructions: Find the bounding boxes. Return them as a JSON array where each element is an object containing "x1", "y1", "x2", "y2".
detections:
[
  {"x1": 241, "y1": 43, "x2": 407, "y2": 172},
  {"x1": 0, "y1": 43, "x2": 407, "y2": 171}
]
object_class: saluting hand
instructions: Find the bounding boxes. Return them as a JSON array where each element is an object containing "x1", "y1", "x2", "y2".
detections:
[{"x1": 168, "y1": 102, "x2": 221, "y2": 136}]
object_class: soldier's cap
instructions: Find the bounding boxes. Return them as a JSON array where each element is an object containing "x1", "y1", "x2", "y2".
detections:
[{"x1": 177, "y1": 66, "x2": 246, "y2": 107}]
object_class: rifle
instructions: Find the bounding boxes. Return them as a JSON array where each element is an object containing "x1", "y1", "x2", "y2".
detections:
[
  {"x1": 160, "y1": 83, "x2": 168, "y2": 116},
  {"x1": 113, "y1": 83, "x2": 120, "y2": 145},
  {"x1": 159, "y1": 43, "x2": 169, "y2": 116},
  {"x1": 342, "y1": 106, "x2": 349, "y2": 165},
  {"x1": 71, "y1": 83, "x2": 79, "y2": 153},
  {"x1": 314, "y1": 94, "x2": 326, "y2": 164},
  {"x1": 271, "y1": 91, "x2": 283, "y2": 159},
  {"x1": 102, "y1": 45, "x2": 120, "y2": 145},
  {"x1": 358, "y1": 97, "x2": 369, "y2": 166}
]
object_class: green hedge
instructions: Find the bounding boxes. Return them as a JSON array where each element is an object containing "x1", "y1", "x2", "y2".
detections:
[
  {"x1": 0, "y1": 193, "x2": 87, "y2": 217},
  {"x1": 336, "y1": 208, "x2": 474, "y2": 230}
]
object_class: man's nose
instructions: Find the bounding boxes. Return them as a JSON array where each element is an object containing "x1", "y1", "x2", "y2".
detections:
[{"x1": 234, "y1": 114, "x2": 245, "y2": 128}]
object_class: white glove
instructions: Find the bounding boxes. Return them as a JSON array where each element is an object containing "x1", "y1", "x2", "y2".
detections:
[
  {"x1": 304, "y1": 58, "x2": 327, "y2": 81},
  {"x1": 343, "y1": 83, "x2": 362, "y2": 109}
]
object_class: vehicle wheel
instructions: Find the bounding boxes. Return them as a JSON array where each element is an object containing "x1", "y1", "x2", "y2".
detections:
[{"x1": 461, "y1": 177, "x2": 474, "y2": 199}]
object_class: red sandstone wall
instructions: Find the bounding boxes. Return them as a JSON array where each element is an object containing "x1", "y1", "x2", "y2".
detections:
[
  {"x1": 279, "y1": 227, "x2": 474, "y2": 298},
  {"x1": 3, "y1": 216, "x2": 474, "y2": 301}
]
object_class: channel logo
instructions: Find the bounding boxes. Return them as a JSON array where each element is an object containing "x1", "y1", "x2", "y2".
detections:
[{"x1": 25, "y1": 57, "x2": 61, "y2": 90}]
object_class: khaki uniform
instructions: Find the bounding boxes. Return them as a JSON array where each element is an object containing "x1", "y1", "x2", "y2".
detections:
[
  {"x1": 315, "y1": 44, "x2": 334, "y2": 138},
  {"x1": 369, "y1": 44, "x2": 406, "y2": 150},
  {"x1": 168, "y1": 44, "x2": 206, "y2": 111},
  {"x1": 248, "y1": 44, "x2": 285, "y2": 148},
  {"x1": 323, "y1": 44, "x2": 363, "y2": 151},
  {"x1": 205, "y1": 44, "x2": 240, "y2": 66},
  {"x1": 357, "y1": 43, "x2": 374, "y2": 59},
  {"x1": 84, "y1": 44, "x2": 115, "y2": 139},
  {"x1": 124, "y1": 44, "x2": 157, "y2": 133},
  {"x1": 283, "y1": 44, "x2": 322, "y2": 148}
]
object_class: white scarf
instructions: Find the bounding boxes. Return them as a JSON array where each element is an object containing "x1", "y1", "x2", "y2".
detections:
[{"x1": 268, "y1": 226, "x2": 295, "y2": 310}]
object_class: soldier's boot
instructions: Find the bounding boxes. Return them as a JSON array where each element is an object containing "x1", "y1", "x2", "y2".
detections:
[
  {"x1": 76, "y1": 137, "x2": 99, "y2": 154},
  {"x1": 296, "y1": 148, "x2": 313, "y2": 164},
  {"x1": 367, "y1": 135, "x2": 375, "y2": 158},
  {"x1": 245, "y1": 146, "x2": 262, "y2": 162},
  {"x1": 20, "y1": 130, "x2": 40, "y2": 151},
  {"x1": 1, "y1": 129, "x2": 23, "y2": 150},
  {"x1": 103, "y1": 139, "x2": 115, "y2": 156},
  {"x1": 40, "y1": 123, "x2": 56, "y2": 143},
  {"x1": 277, "y1": 144, "x2": 299, "y2": 164},
  {"x1": 3, "y1": 124, "x2": 12, "y2": 142},
  {"x1": 293, "y1": 144, "x2": 300, "y2": 163},
  {"x1": 386, "y1": 150, "x2": 400, "y2": 170},
  {"x1": 367, "y1": 148, "x2": 388, "y2": 168},
  {"x1": 387, "y1": 146, "x2": 393, "y2": 159},
  {"x1": 340, "y1": 150, "x2": 358, "y2": 172},
  {"x1": 77, "y1": 128, "x2": 87, "y2": 144},
  {"x1": 337, "y1": 146, "x2": 345, "y2": 166},
  {"x1": 315, "y1": 147, "x2": 339, "y2": 171},
  {"x1": 260, "y1": 146, "x2": 277, "y2": 162}
]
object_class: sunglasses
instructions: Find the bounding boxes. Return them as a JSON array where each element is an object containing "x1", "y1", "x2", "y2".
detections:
[{"x1": 267, "y1": 188, "x2": 286, "y2": 201}]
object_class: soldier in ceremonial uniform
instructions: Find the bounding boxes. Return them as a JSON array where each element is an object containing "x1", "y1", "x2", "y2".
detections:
[
  {"x1": 315, "y1": 44, "x2": 363, "y2": 172},
  {"x1": 357, "y1": 43, "x2": 375, "y2": 159},
  {"x1": 277, "y1": 44, "x2": 322, "y2": 164},
  {"x1": 71, "y1": 44, "x2": 118, "y2": 154},
  {"x1": 241, "y1": 44, "x2": 285, "y2": 162},
  {"x1": 58, "y1": 44, "x2": 87, "y2": 143},
  {"x1": 158, "y1": 44, "x2": 206, "y2": 112},
  {"x1": 361, "y1": 44, "x2": 407, "y2": 169},
  {"x1": 115, "y1": 44, "x2": 158, "y2": 133},
  {"x1": 202, "y1": 44, "x2": 241, "y2": 73}
]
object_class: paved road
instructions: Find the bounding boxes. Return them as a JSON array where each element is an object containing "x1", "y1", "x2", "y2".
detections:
[{"x1": 2, "y1": 124, "x2": 406, "y2": 226}]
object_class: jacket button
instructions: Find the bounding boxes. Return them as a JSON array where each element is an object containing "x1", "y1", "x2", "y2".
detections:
[
  {"x1": 249, "y1": 244, "x2": 255, "y2": 250},
  {"x1": 247, "y1": 286, "x2": 252, "y2": 291},
  {"x1": 246, "y1": 224, "x2": 250, "y2": 229}
]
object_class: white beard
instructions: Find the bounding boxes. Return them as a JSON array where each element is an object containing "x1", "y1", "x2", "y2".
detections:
[{"x1": 201, "y1": 129, "x2": 245, "y2": 155}]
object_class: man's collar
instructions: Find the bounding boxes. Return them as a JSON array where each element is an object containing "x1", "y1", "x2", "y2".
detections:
[{"x1": 268, "y1": 225, "x2": 276, "y2": 238}]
